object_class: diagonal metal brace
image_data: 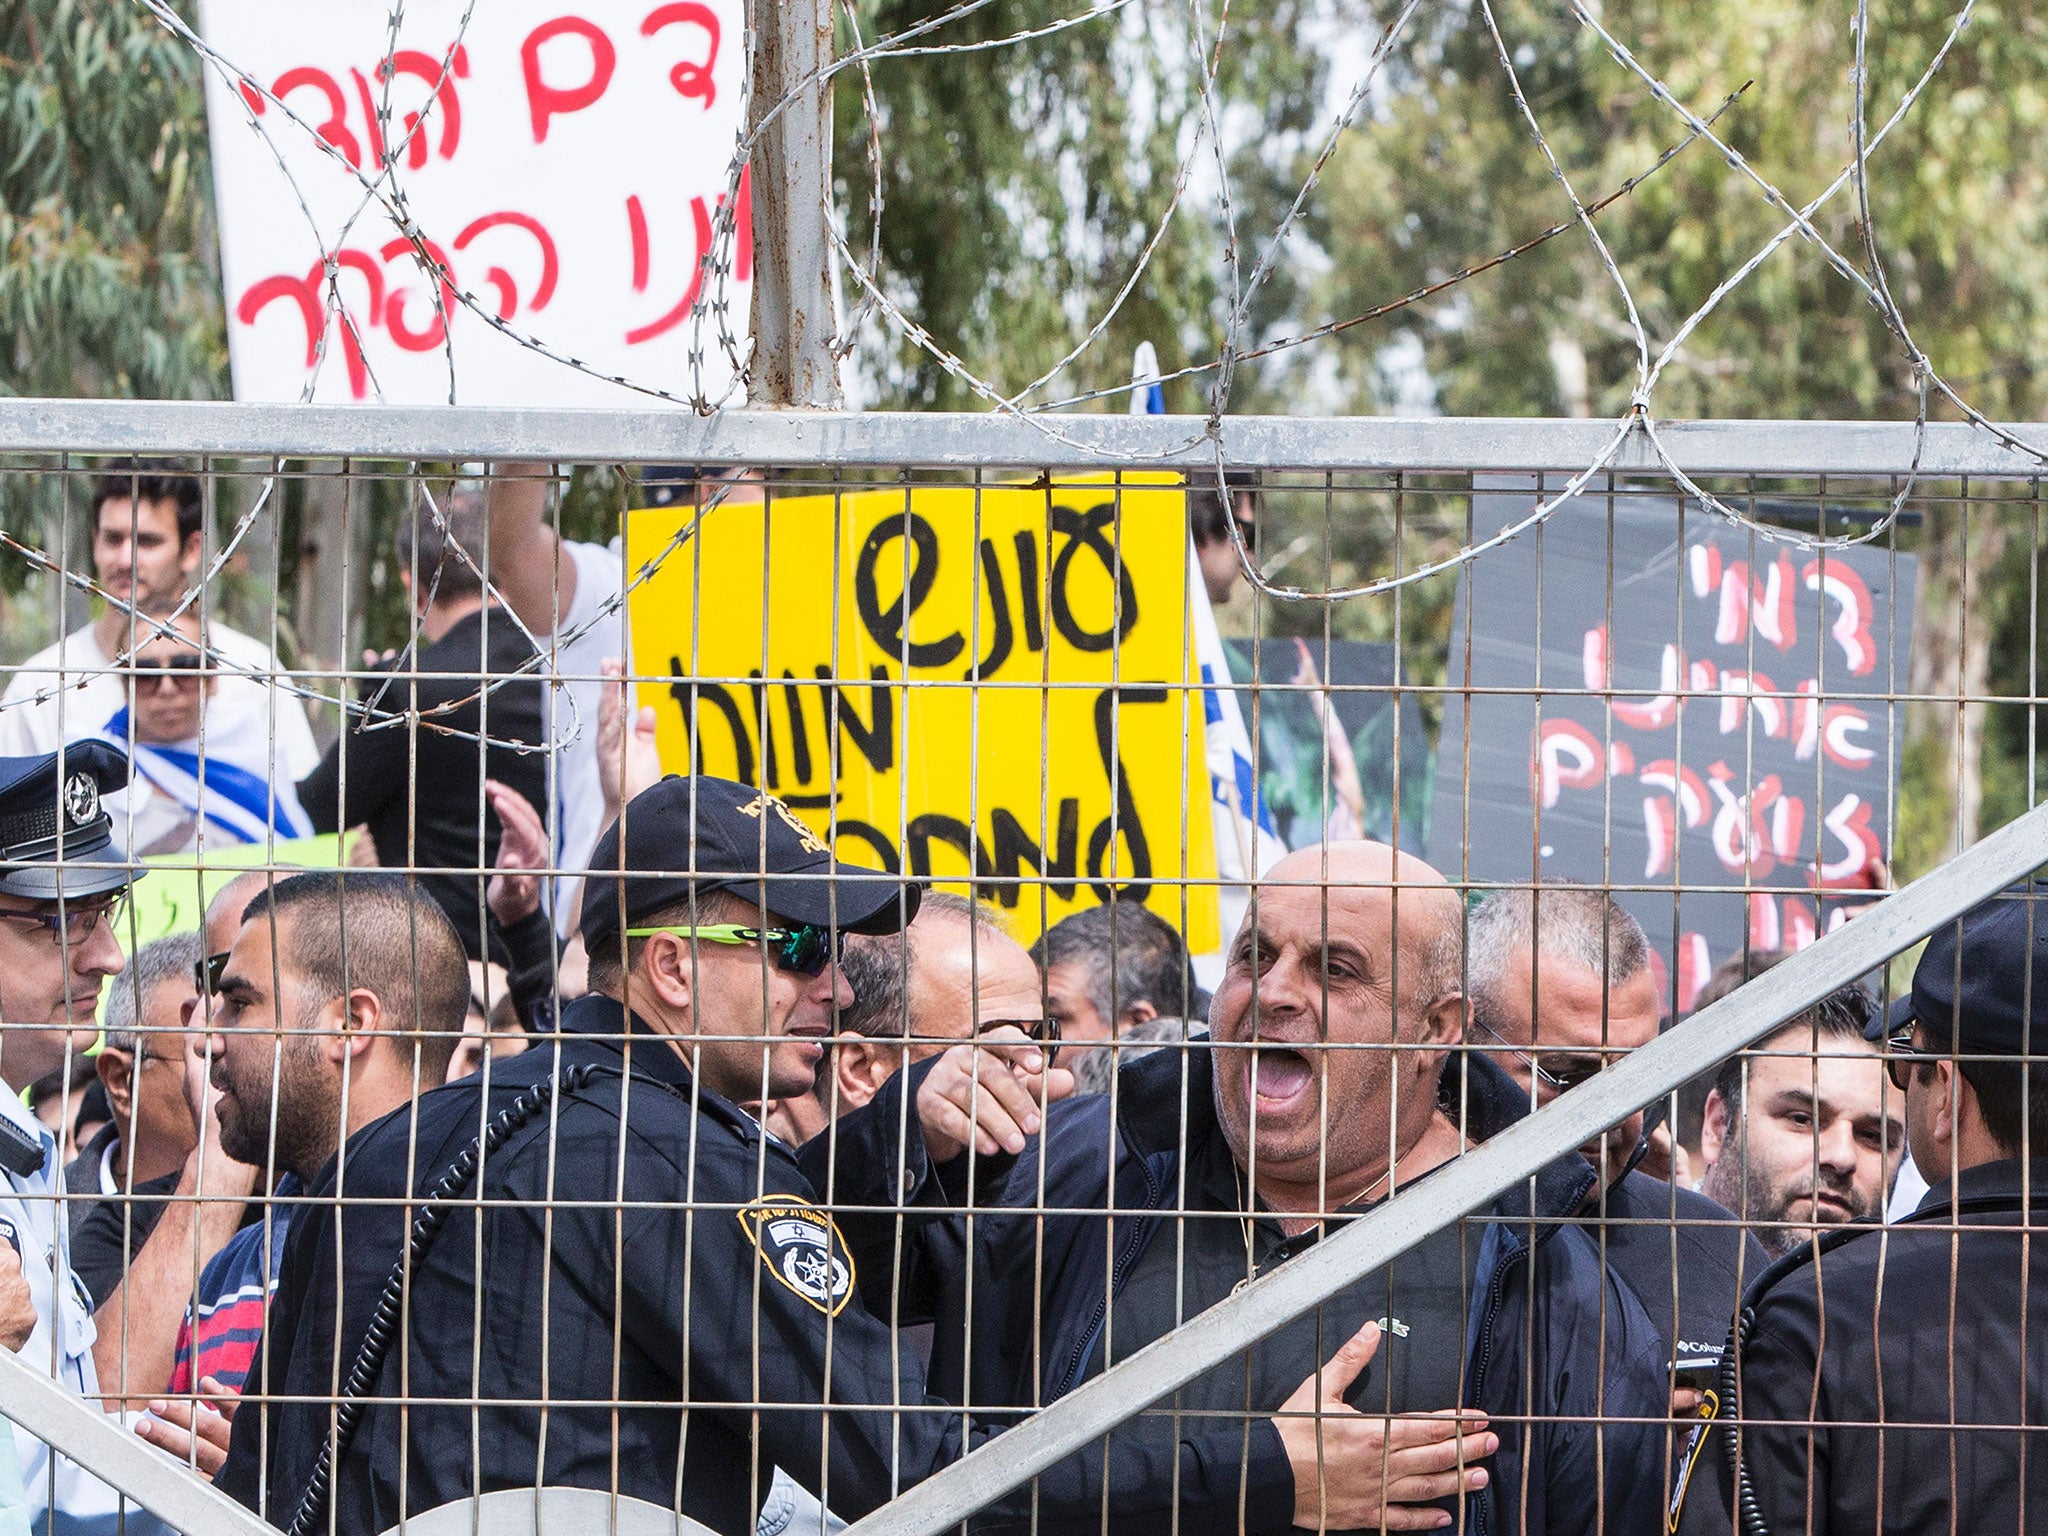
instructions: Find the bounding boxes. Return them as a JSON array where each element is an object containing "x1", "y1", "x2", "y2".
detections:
[
  {"x1": 0, "y1": 1348, "x2": 277, "y2": 1534},
  {"x1": 841, "y1": 800, "x2": 2048, "y2": 1536}
]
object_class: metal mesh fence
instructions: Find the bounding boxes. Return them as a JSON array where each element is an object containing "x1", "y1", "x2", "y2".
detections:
[{"x1": 0, "y1": 407, "x2": 2041, "y2": 1536}]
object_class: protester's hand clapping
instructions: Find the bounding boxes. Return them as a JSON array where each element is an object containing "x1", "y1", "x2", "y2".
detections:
[
  {"x1": 1273, "y1": 1321, "x2": 1497, "y2": 1531},
  {"x1": 485, "y1": 779, "x2": 549, "y2": 926},
  {"x1": 136, "y1": 1375, "x2": 239, "y2": 1480},
  {"x1": 0, "y1": 1244, "x2": 35, "y2": 1352},
  {"x1": 597, "y1": 656, "x2": 662, "y2": 828},
  {"x1": 916, "y1": 1026, "x2": 1073, "y2": 1162}
]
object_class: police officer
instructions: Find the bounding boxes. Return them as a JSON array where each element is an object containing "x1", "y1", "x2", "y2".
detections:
[
  {"x1": 218, "y1": 774, "x2": 1428, "y2": 1536},
  {"x1": 0, "y1": 742, "x2": 167, "y2": 1534},
  {"x1": 1698, "y1": 888, "x2": 2048, "y2": 1533}
]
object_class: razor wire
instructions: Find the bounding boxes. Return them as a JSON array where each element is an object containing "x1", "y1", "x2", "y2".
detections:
[{"x1": 0, "y1": 0, "x2": 2022, "y2": 746}]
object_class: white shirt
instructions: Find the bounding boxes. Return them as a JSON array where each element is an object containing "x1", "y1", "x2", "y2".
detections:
[
  {"x1": 0, "y1": 1091, "x2": 166, "y2": 1535},
  {"x1": 0, "y1": 623, "x2": 321, "y2": 855},
  {"x1": 544, "y1": 539, "x2": 631, "y2": 933}
]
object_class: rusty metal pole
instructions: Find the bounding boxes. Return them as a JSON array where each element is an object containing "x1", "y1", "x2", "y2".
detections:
[{"x1": 746, "y1": 0, "x2": 842, "y2": 409}]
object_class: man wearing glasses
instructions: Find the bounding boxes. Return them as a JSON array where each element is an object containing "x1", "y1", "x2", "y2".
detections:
[
  {"x1": 1702, "y1": 889, "x2": 2048, "y2": 1534},
  {"x1": 0, "y1": 741, "x2": 169, "y2": 1533}
]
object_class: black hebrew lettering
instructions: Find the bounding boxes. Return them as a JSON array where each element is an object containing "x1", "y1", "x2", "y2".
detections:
[
  {"x1": 669, "y1": 660, "x2": 753, "y2": 785},
  {"x1": 968, "y1": 535, "x2": 1015, "y2": 679},
  {"x1": 989, "y1": 803, "x2": 1082, "y2": 905},
  {"x1": 855, "y1": 511, "x2": 965, "y2": 669},
  {"x1": 1049, "y1": 503, "x2": 1140, "y2": 654},
  {"x1": 1088, "y1": 685, "x2": 1162, "y2": 902},
  {"x1": 812, "y1": 665, "x2": 894, "y2": 776},
  {"x1": 1013, "y1": 529, "x2": 1045, "y2": 652}
]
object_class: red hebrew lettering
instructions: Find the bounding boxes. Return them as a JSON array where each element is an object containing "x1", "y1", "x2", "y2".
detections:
[
  {"x1": 1639, "y1": 757, "x2": 1708, "y2": 877},
  {"x1": 380, "y1": 238, "x2": 459, "y2": 351},
  {"x1": 348, "y1": 67, "x2": 389, "y2": 168},
  {"x1": 1789, "y1": 679, "x2": 1821, "y2": 761},
  {"x1": 1717, "y1": 669, "x2": 1786, "y2": 738},
  {"x1": 454, "y1": 213, "x2": 560, "y2": 318},
  {"x1": 237, "y1": 273, "x2": 324, "y2": 366},
  {"x1": 1748, "y1": 891, "x2": 1781, "y2": 951},
  {"x1": 1532, "y1": 718, "x2": 1602, "y2": 809},
  {"x1": 1706, "y1": 763, "x2": 1786, "y2": 878},
  {"x1": 1820, "y1": 703, "x2": 1874, "y2": 769},
  {"x1": 1780, "y1": 897, "x2": 1817, "y2": 950},
  {"x1": 1674, "y1": 932, "x2": 1711, "y2": 1014},
  {"x1": 1639, "y1": 760, "x2": 1709, "y2": 826},
  {"x1": 386, "y1": 47, "x2": 469, "y2": 168},
  {"x1": 1616, "y1": 642, "x2": 1681, "y2": 730},
  {"x1": 732, "y1": 163, "x2": 754, "y2": 283},
  {"x1": 522, "y1": 17, "x2": 617, "y2": 143},
  {"x1": 1761, "y1": 786, "x2": 1804, "y2": 865},
  {"x1": 238, "y1": 80, "x2": 266, "y2": 115},
  {"x1": 627, "y1": 195, "x2": 652, "y2": 292},
  {"x1": 625, "y1": 196, "x2": 716, "y2": 344},
  {"x1": 1688, "y1": 542, "x2": 1721, "y2": 598},
  {"x1": 1819, "y1": 793, "x2": 1882, "y2": 883},
  {"x1": 239, "y1": 260, "x2": 379, "y2": 398},
  {"x1": 1802, "y1": 559, "x2": 1879, "y2": 676},
  {"x1": 641, "y1": 3, "x2": 720, "y2": 107},
  {"x1": 1608, "y1": 740, "x2": 1635, "y2": 778},
  {"x1": 1710, "y1": 553, "x2": 1797, "y2": 651},
  {"x1": 1642, "y1": 794, "x2": 1677, "y2": 878},
  {"x1": 273, "y1": 67, "x2": 362, "y2": 167}
]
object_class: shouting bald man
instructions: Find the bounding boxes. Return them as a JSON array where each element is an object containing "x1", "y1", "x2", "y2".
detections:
[{"x1": 825, "y1": 842, "x2": 1667, "y2": 1534}]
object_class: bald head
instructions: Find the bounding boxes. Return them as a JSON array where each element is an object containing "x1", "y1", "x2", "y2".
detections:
[
  {"x1": 1211, "y1": 841, "x2": 1467, "y2": 1200},
  {"x1": 204, "y1": 870, "x2": 276, "y2": 959},
  {"x1": 1245, "y1": 843, "x2": 1464, "y2": 1011}
]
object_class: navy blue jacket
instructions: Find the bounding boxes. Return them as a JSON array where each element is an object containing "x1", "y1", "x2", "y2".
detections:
[
  {"x1": 219, "y1": 997, "x2": 1306, "y2": 1536},
  {"x1": 817, "y1": 1046, "x2": 1670, "y2": 1536}
]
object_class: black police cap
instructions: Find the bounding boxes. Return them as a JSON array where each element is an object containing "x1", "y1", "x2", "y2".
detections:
[
  {"x1": 580, "y1": 775, "x2": 920, "y2": 952},
  {"x1": 0, "y1": 741, "x2": 133, "y2": 902},
  {"x1": 1872, "y1": 886, "x2": 2048, "y2": 1061}
]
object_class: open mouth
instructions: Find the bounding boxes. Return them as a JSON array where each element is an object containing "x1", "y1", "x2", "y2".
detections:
[{"x1": 1248, "y1": 1046, "x2": 1315, "y2": 1111}]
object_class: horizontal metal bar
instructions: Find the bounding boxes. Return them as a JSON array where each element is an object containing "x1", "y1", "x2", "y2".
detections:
[
  {"x1": 4, "y1": 399, "x2": 2048, "y2": 475},
  {"x1": 842, "y1": 799, "x2": 2048, "y2": 1536},
  {"x1": 0, "y1": 1349, "x2": 275, "y2": 1536}
]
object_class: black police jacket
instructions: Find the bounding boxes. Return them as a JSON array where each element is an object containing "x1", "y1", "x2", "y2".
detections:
[
  {"x1": 1705, "y1": 1157, "x2": 2048, "y2": 1535},
  {"x1": 216, "y1": 995, "x2": 1318, "y2": 1536},
  {"x1": 816, "y1": 1045, "x2": 1670, "y2": 1536}
]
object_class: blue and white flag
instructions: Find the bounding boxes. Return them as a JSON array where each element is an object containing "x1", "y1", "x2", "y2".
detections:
[{"x1": 98, "y1": 706, "x2": 313, "y2": 846}]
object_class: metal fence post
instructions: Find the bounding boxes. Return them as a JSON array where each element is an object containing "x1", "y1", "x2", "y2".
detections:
[{"x1": 746, "y1": 0, "x2": 842, "y2": 409}]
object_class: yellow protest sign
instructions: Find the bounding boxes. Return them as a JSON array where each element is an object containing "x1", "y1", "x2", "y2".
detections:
[{"x1": 627, "y1": 474, "x2": 1217, "y2": 948}]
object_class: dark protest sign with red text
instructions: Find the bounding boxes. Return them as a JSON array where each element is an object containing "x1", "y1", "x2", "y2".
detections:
[
  {"x1": 199, "y1": 0, "x2": 745, "y2": 405},
  {"x1": 1426, "y1": 477, "x2": 1916, "y2": 1014}
]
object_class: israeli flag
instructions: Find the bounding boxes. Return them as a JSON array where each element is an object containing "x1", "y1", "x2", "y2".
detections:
[{"x1": 98, "y1": 706, "x2": 313, "y2": 845}]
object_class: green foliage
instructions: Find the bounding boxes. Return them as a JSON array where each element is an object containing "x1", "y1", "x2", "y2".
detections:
[
  {"x1": 0, "y1": 0, "x2": 227, "y2": 400},
  {"x1": 835, "y1": 0, "x2": 1329, "y2": 411}
]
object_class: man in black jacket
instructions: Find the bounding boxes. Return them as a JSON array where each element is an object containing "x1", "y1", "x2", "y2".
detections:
[
  {"x1": 824, "y1": 842, "x2": 1669, "y2": 1535},
  {"x1": 1463, "y1": 885, "x2": 1768, "y2": 1532},
  {"x1": 295, "y1": 483, "x2": 548, "y2": 961},
  {"x1": 1704, "y1": 888, "x2": 2048, "y2": 1534},
  {"x1": 217, "y1": 777, "x2": 1451, "y2": 1536}
]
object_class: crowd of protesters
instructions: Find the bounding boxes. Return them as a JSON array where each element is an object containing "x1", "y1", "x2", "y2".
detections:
[{"x1": 0, "y1": 459, "x2": 2034, "y2": 1534}]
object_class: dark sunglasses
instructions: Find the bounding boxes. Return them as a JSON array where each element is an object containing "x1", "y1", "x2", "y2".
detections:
[
  {"x1": 1883, "y1": 1023, "x2": 1944, "y2": 1091},
  {"x1": 194, "y1": 950, "x2": 230, "y2": 996},
  {"x1": 623, "y1": 922, "x2": 841, "y2": 977}
]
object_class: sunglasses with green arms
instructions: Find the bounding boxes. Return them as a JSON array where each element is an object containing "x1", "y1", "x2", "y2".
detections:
[{"x1": 623, "y1": 922, "x2": 840, "y2": 977}]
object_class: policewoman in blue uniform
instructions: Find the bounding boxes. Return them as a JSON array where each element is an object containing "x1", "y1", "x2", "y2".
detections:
[
  {"x1": 0, "y1": 744, "x2": 166, "y2": 1534},
  {"x1": 219, "y1": 774, "x2": 1427, "y2": 1536}
]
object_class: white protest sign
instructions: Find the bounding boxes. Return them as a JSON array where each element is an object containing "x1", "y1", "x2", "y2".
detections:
[{"x1": 198, "y1": 0, "x2": 748, "y2": 407}]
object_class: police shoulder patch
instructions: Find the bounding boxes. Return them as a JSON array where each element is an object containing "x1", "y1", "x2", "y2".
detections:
[{"x1": 738, "y1": 1199, "x2": 856, "y2": 1317}]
